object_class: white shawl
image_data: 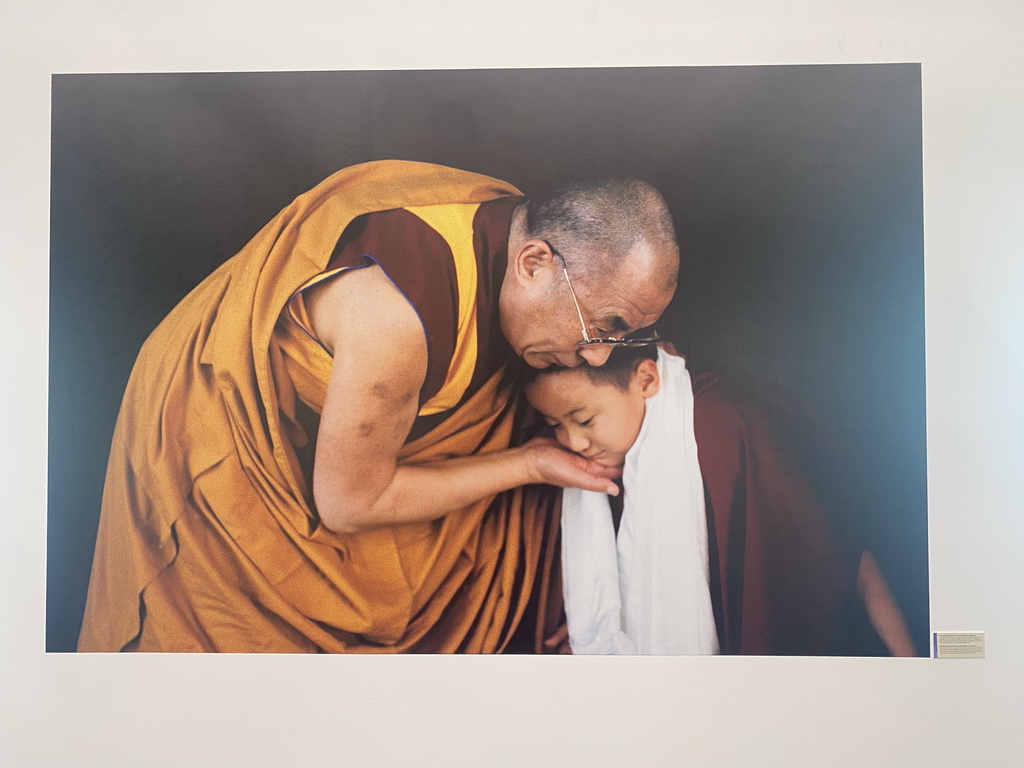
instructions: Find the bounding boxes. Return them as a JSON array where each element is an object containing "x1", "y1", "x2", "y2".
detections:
[{"x1": 560, "y1": 350, "x2": 720, "y2": 655}]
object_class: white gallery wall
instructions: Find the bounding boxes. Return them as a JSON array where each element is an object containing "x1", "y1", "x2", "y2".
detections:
[{"x1": 1, "y1": 1, "x2": 1021, "y2": 766}]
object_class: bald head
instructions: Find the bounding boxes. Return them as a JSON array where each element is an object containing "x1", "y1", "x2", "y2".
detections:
[
  {"x1": 500, "y1": 177, "x2": 679, "y2": 369},
  {"x1": 519, "y1": 178, "x2": 679, "y2": 289}
]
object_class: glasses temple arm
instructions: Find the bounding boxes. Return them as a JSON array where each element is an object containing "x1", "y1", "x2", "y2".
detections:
[{"x1": 560, "y1": 265, "x2": 593, "y2": 344}]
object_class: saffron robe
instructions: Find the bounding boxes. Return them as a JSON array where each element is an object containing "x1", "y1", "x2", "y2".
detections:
[{"x1": 78, "y1": 160, "x2": 559, "y2": 653}]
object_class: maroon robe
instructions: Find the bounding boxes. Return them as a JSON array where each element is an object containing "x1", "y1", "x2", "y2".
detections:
[
  {"x1": 528, "y1": 371, "x2": 862, "y2": 656},
  {"x1": 693, "y1": 372, "x2": 860, "y2": 655}
]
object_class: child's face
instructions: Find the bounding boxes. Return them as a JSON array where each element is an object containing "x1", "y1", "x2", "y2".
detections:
[{"x1": 526, "y1": 360, "x2": 660, "y2": 469}]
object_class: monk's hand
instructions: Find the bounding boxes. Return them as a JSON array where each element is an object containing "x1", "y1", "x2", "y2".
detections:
[
  {"x1": 521, "y1": 437, "x2": 620, "y2": 495},
  {"x1": 543, "y1": 622, "x2": 573, "y2": 654}
]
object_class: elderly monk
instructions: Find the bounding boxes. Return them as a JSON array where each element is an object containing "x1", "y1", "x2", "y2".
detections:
[{"x1": 78, "y1": 160, "x2": 679, "y2": 653}]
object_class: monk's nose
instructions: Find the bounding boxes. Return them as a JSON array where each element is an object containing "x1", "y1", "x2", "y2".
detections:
[{"x1": 577, "y1": 344, "x2": 613, "y2": 367}]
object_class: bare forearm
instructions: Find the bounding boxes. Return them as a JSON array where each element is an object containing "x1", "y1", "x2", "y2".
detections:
[
  {"x1": 858, "y1": 550, "x2": 917, "y2": 657},
  {"x1": 316, "y1": 437, "x2": 619, "y2": 534},
  {"x1": 318, "y1": 447, "x2": 535, "y2": 533}
]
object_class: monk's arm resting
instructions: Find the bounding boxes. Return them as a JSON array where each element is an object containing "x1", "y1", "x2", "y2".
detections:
[
  {"x1": 308, "y1": 266, "x2": 618, "y2": 535},
  {"x1": 857, "y1": 549, "x2": 917, "y2": 657}
]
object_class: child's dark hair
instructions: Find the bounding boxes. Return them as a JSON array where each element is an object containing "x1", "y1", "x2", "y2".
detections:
[{"x1": 525, "y1": 344, "x2": 659, "y2": 392}]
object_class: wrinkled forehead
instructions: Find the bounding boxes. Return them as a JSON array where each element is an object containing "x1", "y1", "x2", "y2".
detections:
[{"x1": 584, "y1": 258, "x2": 676, "y2": 333}]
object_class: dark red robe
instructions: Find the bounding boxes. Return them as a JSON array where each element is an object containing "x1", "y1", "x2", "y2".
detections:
[
  {"x1": 526, "y1": 371, "x2": 863, "y2": 656},
  {"x1": 692, "y1": 372, "x2": 861, "y2": 655}
]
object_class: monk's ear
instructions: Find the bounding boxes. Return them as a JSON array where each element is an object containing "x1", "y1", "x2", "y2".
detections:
[
  {"x1": 634, "y1": 358, "x2": 660, "y2": 399},
  {"x1": 512, "y1": 239, "x2": 558, "y2": 284}
]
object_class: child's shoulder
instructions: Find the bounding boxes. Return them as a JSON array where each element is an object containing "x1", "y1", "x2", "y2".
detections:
[
  {"x1": 691, "y1": 372, "x2": 767, "y2": 436},
  {"x1": 690, "y1": 370, "x2": 829, "y2": 464}
]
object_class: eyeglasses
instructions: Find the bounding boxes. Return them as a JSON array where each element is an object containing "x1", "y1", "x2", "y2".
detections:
[{"x1": 549, "y1": 243, "x2": 662, "y2": 348}]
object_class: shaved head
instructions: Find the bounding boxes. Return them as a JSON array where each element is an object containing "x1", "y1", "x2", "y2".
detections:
[
  {"x1": 500, "y1": 176, "x2": 679, "y2": 370},
  {"x1": 520, "y1": 178, "x2": 679, "y2": 289}
]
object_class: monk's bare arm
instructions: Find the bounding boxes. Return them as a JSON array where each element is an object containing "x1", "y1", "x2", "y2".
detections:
[{"x1": 307, "y1": 266, "x2": 619, "y2": 534}]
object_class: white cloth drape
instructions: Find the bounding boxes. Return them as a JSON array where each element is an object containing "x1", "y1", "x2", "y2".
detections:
[{"x1": 560, "y1": 351, "x2": 720, "y2": 655}]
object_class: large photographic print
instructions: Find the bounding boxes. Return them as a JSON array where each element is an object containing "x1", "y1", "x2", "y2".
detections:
[{"x1": 48, "y1": 66, "x2": 927, "y2": 654}]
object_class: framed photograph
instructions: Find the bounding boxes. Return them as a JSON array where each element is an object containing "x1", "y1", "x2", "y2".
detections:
[
  {"x1": 5, "y1": 2, "x2": 1022, "y2": 766},
  {"x1": 48, "y1": 65, "x2": 927, "y2": 656}
]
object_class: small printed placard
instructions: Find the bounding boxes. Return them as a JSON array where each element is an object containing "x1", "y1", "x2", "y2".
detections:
[{"x1": 933, "y1": 632, "x2": 985, "y2": 659}]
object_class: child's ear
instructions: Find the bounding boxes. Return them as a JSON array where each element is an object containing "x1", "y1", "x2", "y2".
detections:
[{"x1": 635, "y1": 358, "x2": 660, "y2": 399}]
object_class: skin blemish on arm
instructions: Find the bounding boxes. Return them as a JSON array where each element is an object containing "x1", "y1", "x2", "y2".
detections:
[
  {"x1": 357, "y1": 422, "x2": 375, "y2": 438},
  {"x1": 369, "y1": 380, "x2": 418, "y2": 406}
]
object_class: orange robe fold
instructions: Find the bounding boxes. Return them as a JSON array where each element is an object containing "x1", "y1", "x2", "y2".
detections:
[{"x1": 78, "y1": 160, "x2": 559, "y2": 653}]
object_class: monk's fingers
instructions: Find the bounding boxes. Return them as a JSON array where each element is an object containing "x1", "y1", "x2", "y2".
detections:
[
  {"x1": 582, "y1": 459, "x2": 623, "y2": 481},
  {"x1": 529, "y1": 444, "x2": 619, "y2": 494},
  {"x1": 573, "y1": 470, "x2": 620, "y2": 496}
]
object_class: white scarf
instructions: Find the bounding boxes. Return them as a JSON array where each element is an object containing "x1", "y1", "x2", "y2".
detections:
[{"x1": 560, "y1": 351, "x2": 720, "y2": 655}]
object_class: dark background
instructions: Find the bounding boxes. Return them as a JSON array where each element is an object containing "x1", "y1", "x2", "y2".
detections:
[{"x1": 48, "y1": 65, "x2": 927, "y2": 653}]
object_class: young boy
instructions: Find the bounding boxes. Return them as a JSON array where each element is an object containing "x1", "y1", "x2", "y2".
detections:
[{"x1": 525, "y1": 345, "x2": 917, "y2": 656}]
